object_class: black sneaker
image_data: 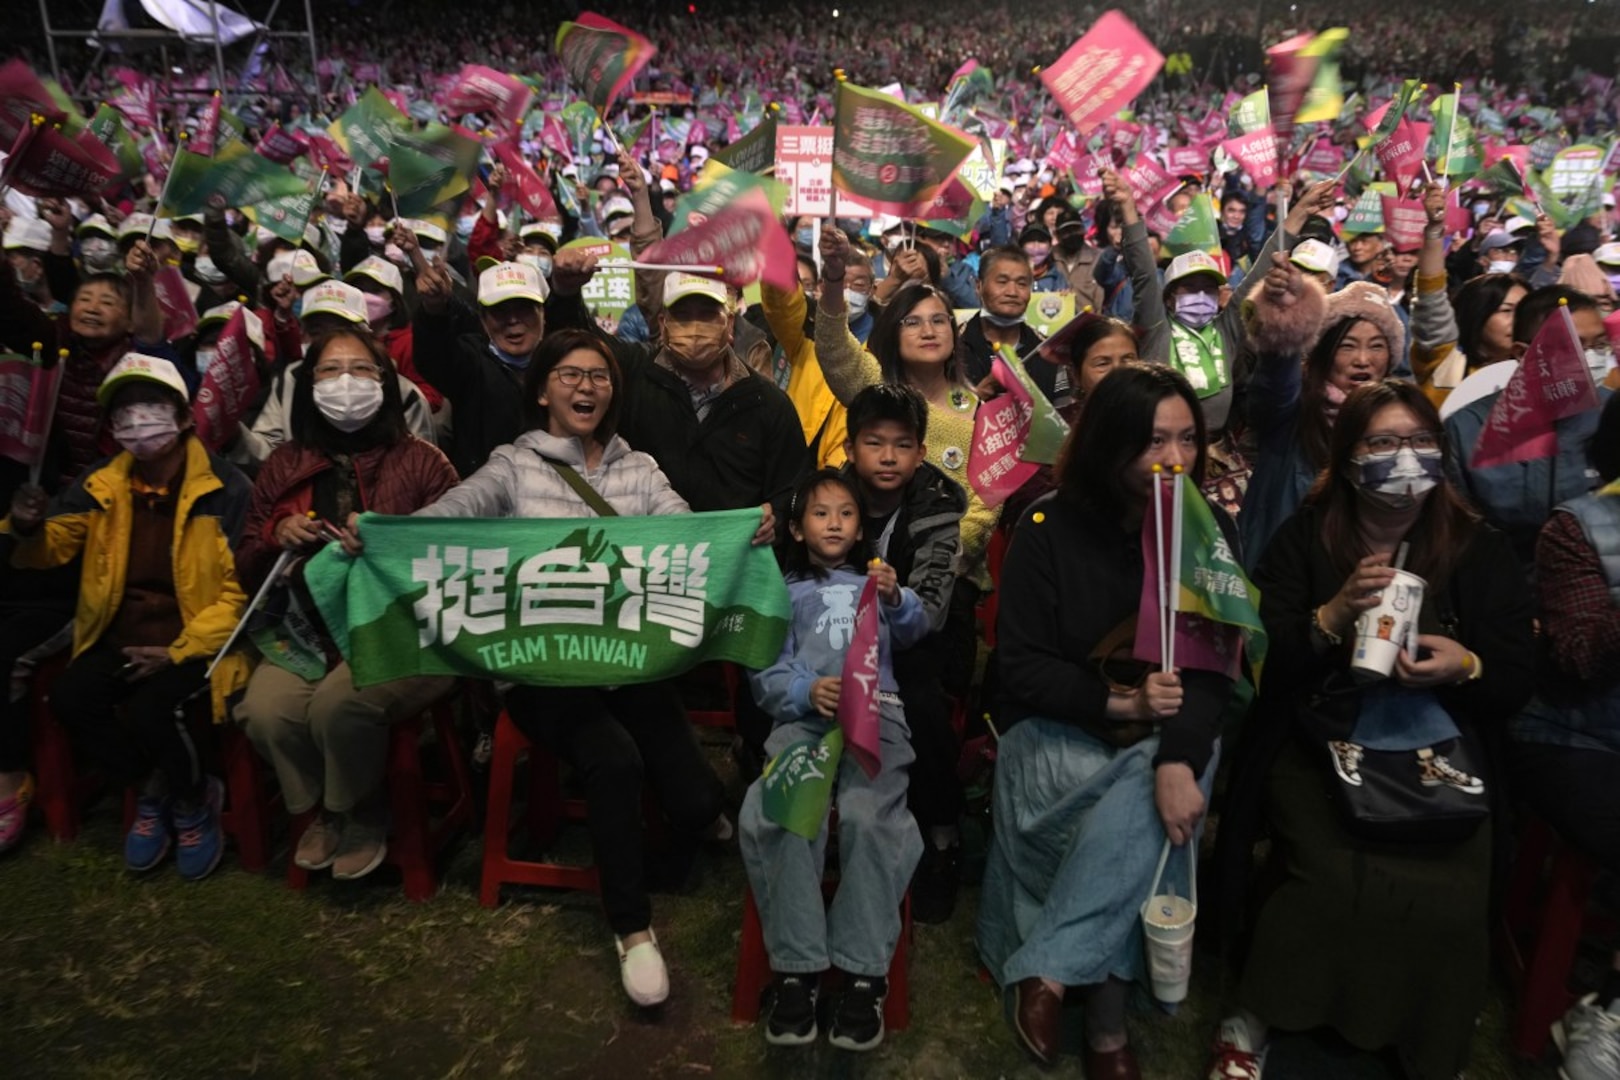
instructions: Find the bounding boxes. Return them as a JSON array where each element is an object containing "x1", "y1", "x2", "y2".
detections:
[
  {"x1": 828, "y1": 975, "x2": 887, "y2": 1051},
  {"x1": 764, "y1": 974, "x2": 818, "y2": 1046},
  {"x1": 910, "y1": 843, "x2": 962, "y2": 925}
]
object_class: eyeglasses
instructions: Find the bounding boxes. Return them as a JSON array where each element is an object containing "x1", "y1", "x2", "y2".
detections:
[
  {"x1": 1360, "y1": 431, "x2": 1441, "y2": 456},
  {"x1": 899, "y1": 314, "x2": 953, "y2": 332},
  {"x1": 313, "y1": 361, "x2": 382, "y2": 379},
  {"x1": 551, "y1": 366, "x2": 612, "y2": 387}
]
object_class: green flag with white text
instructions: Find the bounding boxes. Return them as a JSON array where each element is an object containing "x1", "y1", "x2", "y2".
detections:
[
  {"x1": 1166, "y1": 193, "x2": 1221, "y2": 257},
  {"x1": 760, "y1": 727, "x2": 844, "y2": 840},
  {"x1": 159, "y1": 142, "x2": 311, "y2": 218},
  {"x1": 303, "y1": 509, "x2": 791, "y2": 689},
  {"x1": 831, "y1": 80, "x2": 976, "y2": 217}
]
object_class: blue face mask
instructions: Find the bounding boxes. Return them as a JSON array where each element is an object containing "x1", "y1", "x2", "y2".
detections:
[
  {"x1": 795, "y1": 226, "x2": 816, "y2": 249},
  {"x1": 456, "y1": 215, "x2": 478, "y2": 239},
  {"x1": 1174, "y1": 291, "x2": 1219, "y2": 329}
]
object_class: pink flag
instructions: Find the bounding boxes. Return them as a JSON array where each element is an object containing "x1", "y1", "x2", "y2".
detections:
[
  {"x1": 193, "y1": 307, "x2": 262, "y2": 450},
  {"x1": 190, "y1": 94, "x2": 222, "y2": 157},
  {"x1": 1443, "y1": 190, "x2": 1473, "y2": 235},
  {"x1": 1372, "y1": 118, "x2": 1430, "y2": 194},
  {"x1": 1221, "y1": 126, "x2": 1282, "y2": 189},
  {"x1": 642, "y1": 186, "x2": 798, "y2": 290},
  {"x1": 1472, "y1": 304, "x2": 1601, "y2": 469},
  {"x1": 151, "y1": 266, "x2": 198, "y2": 343},
  {"x1": 1121, "y1": 153, "x2": 1177, "y2": 208},
  {"x1": 3, "y1": 122, "x2": 122, "y2": 200},
  {"x1": 109, "y1": 67, "x2": 158, "y2": 129},
  {"x1": 1167, "y1": 144, "x2": 1210, "y2": 175},
  {"x1": 1299, "y1": 138, "x2": 1346, "y2": 175},
  {"x1": 255, "y1": 123, "x2": 308, "y2": 165},
  {"x1": 967, "y1": 353, "x2": 1043, "y2": 508},
  {"x1": 1046, "y1": 129, "x2": 1080, "y2": 173},
  {"x1": 0, "y1": 59, "x2": 69, "y2": 143},
  {"x1": 443, "y1": 65, "x2": 535, "y2": 131},
  {"x1": 1040, "y1": 10, "x2": 1164, "y2": 136},
  {"x1": 303, "y1": 132, "x2": 354, "y2": 175},
  {"x1": 0, "y1": 353, "x2": 64, "y2": 470},
  {"x1": 1132, "y1": 475, "x2": 1243, "y2": 679},
  {"x1": 489, "y1": 138, "x2": 559, "y2": 220},
  {"x1": 836, "y1": 575, "x2": 883, "y2": 778},
  {"x1": 1380, "y1": 196, "x2": 1428, "y2": 250}
]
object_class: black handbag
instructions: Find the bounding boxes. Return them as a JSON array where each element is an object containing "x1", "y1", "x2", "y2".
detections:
[{"x1": 1297, "y1": 589, "x2": 1489, "y2": 845}]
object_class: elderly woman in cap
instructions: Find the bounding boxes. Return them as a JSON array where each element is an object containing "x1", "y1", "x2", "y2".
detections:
[
  {"x1": 234, "y1": 327, "x2": 458, "y2": 880},
  {"x1": 344, "y1": 255, "x2": 444, "y2": 414},
  {"x1": 2, "y1": 354, "x2": 252, "y2": 879}
]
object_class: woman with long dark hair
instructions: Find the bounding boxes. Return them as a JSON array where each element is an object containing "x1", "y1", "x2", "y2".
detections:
[
  {"x1": 235, "y1": 328, "x2": 459, "y2": 881},
  {"x1": 978, "y1": 364, "x2": 1241, "y2": 1073},
  {"x1": 1209, "y1": 380, "x2": 1536, "y2": 1080}
]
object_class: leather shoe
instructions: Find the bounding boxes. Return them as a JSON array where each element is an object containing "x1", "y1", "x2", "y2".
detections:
[
  {"x1": 1082, "y1": 1042, "x2": 1142, "y2": 1080},
  {"x1": 1012, "y1": 977, "x2": 1062, "y2": 1064}
]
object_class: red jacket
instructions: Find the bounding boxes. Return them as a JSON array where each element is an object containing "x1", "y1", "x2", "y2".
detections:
[{"x1": 238, "y1": 434, "x2": 458, "y2": 590}]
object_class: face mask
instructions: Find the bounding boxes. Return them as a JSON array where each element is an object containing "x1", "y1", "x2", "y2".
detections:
[
  {"x1": 1606, "y1": 271, "x2": 1620, "y2": 292},
  {"x1": 174, "y1": 236, "x2": 200, "y2": 256},
  {"x1": 981, "y1": 309, "x2": 1026, "y2": 328},
  {"x1": 795, "y1": 226, "x2": 816, "y2": 249},
  {"x1": 1350, "y1": 446, "x2": 1443, "y2": 510},
  {"x1": 1174, "y1": 291, "x2": 1219, "y2": 329},
  {"x1": 326, "y1": 218, "x2": 347, "y2": 236},
  {"x1": 313, "y1": 373, "x2": 384, "y2": 432},
  {"x1": 1333, "y1": 205, "x2": 1349, "y2": 223},
  {"x1": 384, "y1": 243, "x2": 411, "y2": 267},
  {"x1": 196, "y1": 346, "x2": 218, "y2": 373},
  {"x1": 81, "y1": 238, "x2": 118, "y2": 271},
  {"x1": 883, "y1": 236, "x2": 902, "y2": 255},
  {"x1": 517, "y1": 252, "x2": 553, "y2": 278},
  {"x1": 365, "y1": 226, "x2": 386, "y2": 246},
  {"x1": 1471, "y1": 201, "x2": 1491, "y2": 218},
  {"x1": 14, "y1": 263, "x2": 42, "y2": 292},
  {"x1": 110, "y1": 402, "x2": 181, "y2": 461},
  {"x1": 192, "y1": 255, "x2": 227, "y2": 285},
  {"x1": 1586, "y1": 346, "x2": 1616, "y2": 381},
  {"x1": 363, "y1": 291, "x2": 394, "y2": 324},
  {"x1": 1023, "y1": 243, "x2": 1051, "y2": 265},
  {"x1": 664, "y1": 321, "x2": 729, "y2": 368},
  {"x1": 845, "y1": 289, "x2": 870, "y2": 319},
  {"x1": 1486, "y1": 259, "x2": 1517, "y2": 275},
  {"x1": 1057, "y1": 232, "x2": 1085, "y2": 255},
  {"x1": 456, "y1": 214, "x2": 478, "y2": 239}
]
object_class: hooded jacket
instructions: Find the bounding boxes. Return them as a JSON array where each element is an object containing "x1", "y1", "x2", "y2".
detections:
[{"x1": 841, "y1": 459, "x2": 966, "y2": 632}]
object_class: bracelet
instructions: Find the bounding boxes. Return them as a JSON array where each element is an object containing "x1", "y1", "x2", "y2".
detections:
[
  {"x1": 1311, "y1": 605, "x2": 1343, "y2": 646},
  {"x1": 1459, "y1": 650, "x2": 1484, "y2": 683},
  {"x1": 1423, "y1": 225, "x2": 1445, "y2": 238}
]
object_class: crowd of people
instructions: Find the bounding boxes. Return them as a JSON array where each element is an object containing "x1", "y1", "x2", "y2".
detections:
[{"x1": 4, "y1": 2, "x2": 1620, "y2": 1077}]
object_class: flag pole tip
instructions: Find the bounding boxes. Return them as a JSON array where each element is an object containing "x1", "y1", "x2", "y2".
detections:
[
  {"x1": 31, "y1": 342, "x2": 42, "y2": 351},
  {"x1": 1152, "y1": 463, "x2": 1163, "y2": 473},
  {"x1": 1559, "y1": 297, "x2": 1569, "y2": 306}
]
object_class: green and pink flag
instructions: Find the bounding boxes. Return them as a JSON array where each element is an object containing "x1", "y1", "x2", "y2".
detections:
[
  {"x1": 0, "y1": 347, "x2": 63, "y2": 476},
  {"x1": 303, "y1": 509, "x2": 791, "y2": 689},
  {"x1": 555, "y1": 13, "x2": 657, "y2": 114},
  {"x1": 760, "y1": 728, "x2": 844, "y2": 839},
  {"x1": 967, "y1": 346, "x2": 1071, "y2": 507},
  {"x1": 1040, "y1": 10, "x2": 1163, "y2": 136},
  {"x1": 649, "y1": 166, "x2": 797, "y2": 290},
  {"x1": 2, "y1": 116, "x2": 122, "y2": 200},
  {"x1": 190, "y1": 92, "x2": 223, "y2": 157},
  {"x1": 830, "y1": 80, "x2": 976, "y2": 217}
]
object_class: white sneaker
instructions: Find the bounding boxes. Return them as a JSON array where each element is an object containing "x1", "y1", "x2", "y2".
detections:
[
  {"x1": 615, "y1": 930, "x2": 670, "y2": 1007},
  {"x1": 1208, "y1": 1016, "x2": 1267, "y2": 1079},
  {"x1": 1554, "y1": 993, "x2": 1620, "y2": 1080}
]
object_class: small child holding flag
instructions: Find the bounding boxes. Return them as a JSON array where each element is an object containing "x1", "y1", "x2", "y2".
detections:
[{"x1": 740, "y1": 469, "x2": 931, "y2": 1052}]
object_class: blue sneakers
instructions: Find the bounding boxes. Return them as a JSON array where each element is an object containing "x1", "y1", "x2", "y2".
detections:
[
  {"x1": 172, "y1": 776, "x2": 225, "y2": 881},
  {"x1": 124, "y1": 793, "x2": 172, "y2": 871}
]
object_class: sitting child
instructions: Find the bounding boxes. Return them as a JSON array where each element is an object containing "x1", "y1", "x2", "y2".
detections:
[{"x1": 739, "y1": 469, "x2": 931, "y2": 1052}]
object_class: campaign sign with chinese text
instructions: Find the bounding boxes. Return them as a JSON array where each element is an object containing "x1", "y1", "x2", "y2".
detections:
[
  {"x1": 775, "y1": 125, "x2": 836, "y2": 217},
  {"x1": 560, "y1": 237, "x2": 635, "y2": 333},
  {"x1": 1040, "y1": 10, "x2": 1164, "y2": 136},
  {"x1": 830, "y1": 81, "x2": 976, "y2": 217},
  {"x1": 193, "y1": 307, "x2": 260, "y2": 451},
  {"x1": 760, "y1": 727, "x2": 844, "y2": 839},
  {"x1": 303, "y1": 509, "x2": 791, "y2": 689},
  {"x1": 1472, "y1": 304, "x2": 1599, "y2": 469},
  {"x1": 0, "y1": 352, "x2": 63, "y2": 469}
]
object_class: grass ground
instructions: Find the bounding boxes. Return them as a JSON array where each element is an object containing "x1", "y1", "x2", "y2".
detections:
[{"x1": 1, "y1": 732, "x2": 1567, "y2": 1080}]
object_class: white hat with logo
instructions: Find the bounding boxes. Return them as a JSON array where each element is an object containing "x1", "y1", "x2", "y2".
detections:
[
  {"x1": 299, "y1": 279, "x2": 369, "y2": 325},
  {"x1": 478, "y1": 260, "x2": 549, "y2": 307},
  {"x1": 97, "y1": 352, "x2": 190, "y2": 405}
]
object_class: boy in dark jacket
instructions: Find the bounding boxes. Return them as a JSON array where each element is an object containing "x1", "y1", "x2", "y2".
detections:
[{"x1": 838, "y1": 384, "x2": 969, "y2": 922}]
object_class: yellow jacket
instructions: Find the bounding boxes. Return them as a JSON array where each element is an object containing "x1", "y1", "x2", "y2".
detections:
[
  {"x1": 3, "y1": 435, "x2": 254, "y2": 721},
  {"x1": 761, "y1": 282, "x2": 849, "y2": 469}
]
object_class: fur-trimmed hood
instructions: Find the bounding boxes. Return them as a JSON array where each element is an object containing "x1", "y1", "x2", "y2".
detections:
[{"x1": 1243, "y1": 271, "x2": 1329, "y2": 356}]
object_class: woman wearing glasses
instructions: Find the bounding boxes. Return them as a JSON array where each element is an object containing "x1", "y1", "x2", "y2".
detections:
[
  {"x1": 403, "y1": 328, "x2": 735, "y2": 1009},
  {"x1": 235, "y1": 328, "x2": 460, "y2": 881},
  {"x1": 1207, "y1": 380, "x2": 1536, "y2": 1080}
]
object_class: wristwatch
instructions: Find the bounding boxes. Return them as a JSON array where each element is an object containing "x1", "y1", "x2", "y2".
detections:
[{"x1": 1311, "y1": 605, "x2": 1343, "y2": 646}]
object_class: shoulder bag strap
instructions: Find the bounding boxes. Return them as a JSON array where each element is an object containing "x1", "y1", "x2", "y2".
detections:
[{"x1": 540, "y1": 457, "x2": 619, "y2": 518}]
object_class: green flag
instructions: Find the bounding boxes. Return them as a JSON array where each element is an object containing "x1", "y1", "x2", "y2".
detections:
[
  {"x1": 303, "y1": 509, "x2": 791, "y2": 689},
  {"x1": 1429, "y1": 93, "x2": 1481, "y2": 178},
  {"x1": 1342, "y1": 186, "x2": 1385, "y2": 234},
  {"x1": 86, "y1": 103, "x2": 143, "y2": 179},
  {"x1": 554, "y1": 14, "x2": 657, "y2": 114},
  {"x1": 1165, "y1": 193, "x2": 1220, "y2": 257},
  {"x1": 996, "y1": 344, "x2": 1071, "y2": 466},
  {"x1": 561, "y1": 101, "x2": 599, "y2": 164},
  {"x1": 242, "y1": 176, "x2": 322, "y2": 244},
  {"x1": 159, "y1": 142, "x2": 311, "y2": 218},
  {"x1": 328, "y1": 88, "x2": 479, "y2": 215},
  {"x1": 1294, "y1": 29, "x2": 1349, "y2": 124},
  {"x1": 1173, "y1": 473, "x2": 1268, "y2": 687},
  {"x1": 711, "y1": 114, "x2": 777, "y2": 173},
  {"x1": 1477, "y1": 155, "x2": 1528, "y2": 198},
  {"x1": 1228, "y1": 89, "x2": 1270, "y2": 136},
  {"x1": 760, "y1": 727, "x2": 844, "y2": 840},
  {"x1": 831, "y1": 80, "x2": 976, "y2": 217},
  {"x1": 1369, "y1": 79, "x2": 1423, "y2": 145}
]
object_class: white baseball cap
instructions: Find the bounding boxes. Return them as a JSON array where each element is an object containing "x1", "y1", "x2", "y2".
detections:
[
  {"x1": 97, "y1": 352, "x2": 190, "y2": 406},
  {"x1": 688, "y1": 145, "x2": 710, "y2": 163},
  {"x1": 267, "y1": 249, "x2": 328, "y2": 289},
  {"x1": 3, "y1": 217, "x2": 52, "y2": 253},
  {"x1": 299, "y1": 279, "x2": 368, "y2": 325},
  {"x1": 117, "y1": 213, "x2": 155, "y2": 242},
  {"x1": 77, "y1": 214, "x2": 117, "y2": 240},
  {"x1": 519, "y1": 221, "x2": 561, "y2": 249},
  {"x1": 1595, "y1": 242, "x2": 1620, "y2": 267},
  {"x1": 1164, "y1": 250, "x2": 1225, "y2": 287},
  {"x1": 478, "y1": 260, "x2": 549, "y2": 307},
  {"x1": 1504, "y1": 215, "x2": 1535, "y2": 235},
  {"x1": 197, "y1": 300, "x2": 267, "y2": 352},
  {"x1": 346, "y1": 255, "x2": 404, "y2": 296},
  {"x1": 662, "y1": 272, "x2": 730, "y2": 309},
  {"x1": 399, "y1": 218, "x2": 448, "y2": 246},
  {"x1": 1290, "y1": 238, "x2": 1340, "y2": 277}
]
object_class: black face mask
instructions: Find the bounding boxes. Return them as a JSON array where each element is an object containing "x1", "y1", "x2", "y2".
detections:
[{"x1": 1057, "y1": 233, "x2": 1085, "y2": 255}]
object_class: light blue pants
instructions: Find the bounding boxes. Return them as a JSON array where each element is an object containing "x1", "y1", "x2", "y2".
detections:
[
  {"x1": 977, "y1": 718, "x2": 1218, "y2": 989},
  {"x1": 738, "y1": 701, "x2": 923, "y2": 978}
]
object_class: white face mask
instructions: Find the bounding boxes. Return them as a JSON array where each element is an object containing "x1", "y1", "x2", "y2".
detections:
[
  {"x1": 845, "y1": 289, "x2": 870, "y2": 319},
  {"x1": 80, "y1": 237, "x2": 119, "y2": 271},
  {"x1": 365, "y1": 226, "x2": 387, "y2": 246},
  {"x1": 193, "y1": 255, "x2": 227, "y2": 285},
  {"x1": 312, "y1": 373, "x2": 384, "y2": 432},
  {"x1": 110, "y1": 402, "x2": 182, "y2": 460},
  {"x1": 196, "y1": 346, "x2": 218, "y2": 373},
  {"x1": 1586, "y1": 346, "x2": 1616, "y2": 382},
  {"x1": 1350, "y1": 446, "x2": 1444, "y2": 511},
  {"x1": 517, "y1": 252, "x2": 553, "y2": 278},
  {"x1": 1486, "y1": 259, "x2": 1517, "y2": 275}
]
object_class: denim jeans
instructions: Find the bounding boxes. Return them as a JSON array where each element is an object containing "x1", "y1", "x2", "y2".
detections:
[{"x1": 739, "y1": 699, "x2": 923, "y2": 978}]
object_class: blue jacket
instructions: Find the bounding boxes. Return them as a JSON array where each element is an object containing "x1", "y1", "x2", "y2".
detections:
[{"x1": 750, "y1": 567, "x2": 930, "y2": 725}]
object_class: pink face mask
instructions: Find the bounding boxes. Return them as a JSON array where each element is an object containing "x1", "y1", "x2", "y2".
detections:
[
  {"x1": 110, "y1": 402, "x2": 181, "y2": 460},
  {"x1": 363, "y1": 291, "x2": 394, "y2": 325}
]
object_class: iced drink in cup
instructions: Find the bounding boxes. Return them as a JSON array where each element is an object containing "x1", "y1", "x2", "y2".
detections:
[{"x1": 1350, "y1": 569, "x2": 1426, "y2": 681}]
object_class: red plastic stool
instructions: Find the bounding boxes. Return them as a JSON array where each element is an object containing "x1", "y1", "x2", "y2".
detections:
[
  {"x1": 1499, "y1": 816, "x2": 1601, "y2": 1058},
  {"x1": 731, "y1": 886, "x2": 912, "y2": 1030},
  {"x1": 286, "y1": 696, "x2": 473, "y2": 901},
  {"x1": 479, "y1": 708, "x2": 599, "y2": 905},
  {"x1": 29, "y1": 663, "x2": 90, "y2": 840}
]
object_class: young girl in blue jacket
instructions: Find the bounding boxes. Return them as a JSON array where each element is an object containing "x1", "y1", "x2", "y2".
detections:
[{"x1": 739, "y1": 469, "x2": 930, "y2": 1053}]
